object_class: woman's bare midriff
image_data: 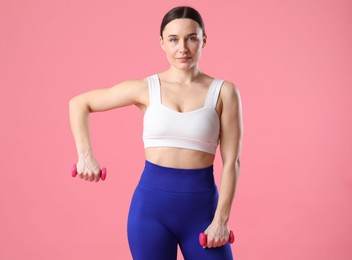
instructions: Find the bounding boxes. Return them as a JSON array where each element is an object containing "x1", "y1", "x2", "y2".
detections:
[{"x1": 145, "y1": 147, "x2": 215, "y2": 169}]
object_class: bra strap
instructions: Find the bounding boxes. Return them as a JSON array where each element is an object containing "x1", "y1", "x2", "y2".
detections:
[
  {"x1": 204, "y1": 79, "x2": 224, "y2": 109},
  {"x1": 147, "y1": 74, "x2": 161, "y2": 104}
]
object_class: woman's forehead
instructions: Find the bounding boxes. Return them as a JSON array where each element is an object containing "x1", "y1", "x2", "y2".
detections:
[{"x1": 162, "y1": 18, "x2": 202, "y2": 36}]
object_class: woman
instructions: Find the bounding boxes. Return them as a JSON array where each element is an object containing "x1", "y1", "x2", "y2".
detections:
[{"x1": 69, "y1": 6, "x2": 243, "y2": 260}]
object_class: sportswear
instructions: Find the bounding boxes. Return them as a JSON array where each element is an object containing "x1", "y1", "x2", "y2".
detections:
[
  {"x1": 127, "y1": 160, "x2": 233, "y2": 260},
  {"x1": 143, "y1": 74, "x2": 224, "y2": 154}
]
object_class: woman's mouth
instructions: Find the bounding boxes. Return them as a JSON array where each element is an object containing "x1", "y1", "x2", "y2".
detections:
[{"x1": 177, "y1": 57, "x2": 191, "y2": 63}]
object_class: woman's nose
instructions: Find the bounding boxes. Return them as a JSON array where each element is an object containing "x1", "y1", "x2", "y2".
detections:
[{"x1": 178, "y1": 40, "x2": 188, "y2": 53}]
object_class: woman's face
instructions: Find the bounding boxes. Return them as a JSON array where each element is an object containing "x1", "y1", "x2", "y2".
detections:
[{"x1": 160, "y1": 18, "x2": 206, "y2": 71}]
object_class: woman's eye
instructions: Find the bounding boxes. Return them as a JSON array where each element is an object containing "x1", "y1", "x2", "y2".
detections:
[
  {"x1": 188, "y1": 37, "x2": 197, "y2": 42},
  {"x1": 169, "y1": 38, "x2": 177, "y2": 42}
]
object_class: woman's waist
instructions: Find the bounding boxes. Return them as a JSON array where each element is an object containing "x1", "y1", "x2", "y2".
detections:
[
  {"x1": 138, "y1": 160, "x2": 216, "y2": 192},
  {"x1": 145, "y1": 147, "x2": 215, "y2": 169}
]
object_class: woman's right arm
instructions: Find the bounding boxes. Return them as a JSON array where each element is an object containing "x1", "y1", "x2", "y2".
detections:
[{"x1": 69, "y1": 79, "x2": 148, "y2": 182}]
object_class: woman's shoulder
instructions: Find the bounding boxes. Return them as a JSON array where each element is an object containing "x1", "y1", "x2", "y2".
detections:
[
  {"x1": 215, "y1": 78, "x2": 241, "y2": 109},
  {"x1": 204, "y1": 74, "x2": 238, "y2": 92},
  {"x1": 221, "y1": 80, "x2": 239, "y2": 93},
  {"x1": 115, "y1": 77, "x2": 150, "y2": 91},
  {"x1": 201, "y1": 73, "x2": 237, "y2": 89}
]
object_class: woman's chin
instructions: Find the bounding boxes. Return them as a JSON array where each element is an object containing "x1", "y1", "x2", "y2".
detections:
[{"x1": 172, "y1": 62, "x2": 196, "y2": 71}]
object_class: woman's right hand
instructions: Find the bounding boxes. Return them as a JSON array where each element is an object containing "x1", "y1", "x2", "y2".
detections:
[{"x1": 75, "y1": 154, "x2": 102, "y2": 182}]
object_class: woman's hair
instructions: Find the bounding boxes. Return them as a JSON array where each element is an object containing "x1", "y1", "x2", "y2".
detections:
[{"x1": 160, "y1": 6, "x2": 205, "y2": 38}]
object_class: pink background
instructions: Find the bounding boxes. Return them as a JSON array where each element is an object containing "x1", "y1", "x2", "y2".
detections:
[{"x1": 1, "y1": 0, "x2": 351, "y2": 259}]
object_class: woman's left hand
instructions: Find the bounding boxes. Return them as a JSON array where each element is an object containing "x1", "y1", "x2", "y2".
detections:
[{"x1": 203, "y1": 220, "x2": 230, "y2": 248}]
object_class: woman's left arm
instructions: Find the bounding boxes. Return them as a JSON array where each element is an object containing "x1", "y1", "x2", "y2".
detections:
[{"x1": 204, "y1": 81, "x2": 243, "y2": 248}]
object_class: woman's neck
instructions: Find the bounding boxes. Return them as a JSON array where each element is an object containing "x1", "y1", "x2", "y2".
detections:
[{"x1": 166, "y1": 66, "x2": 202, "y2": 84}]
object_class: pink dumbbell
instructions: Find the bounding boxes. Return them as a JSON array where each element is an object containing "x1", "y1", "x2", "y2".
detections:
[
  {"x1": 72, "y1": 164, "x2": 107, "y2": 181},
  {"x1": 199, "y1": 230, "x2": 235, "y2": 247}
]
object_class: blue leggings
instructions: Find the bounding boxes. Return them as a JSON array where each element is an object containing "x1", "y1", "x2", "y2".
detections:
[{"x1": 127, "y1": 160, "x2": 233, "y2": 260}]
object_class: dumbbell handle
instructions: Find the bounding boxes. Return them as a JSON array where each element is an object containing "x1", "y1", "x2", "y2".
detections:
[
  {"x1": 199, "y1": 230, "x2": 235, "y2": 247},
  {"x1": 72, "y1": 164, "x2": 107, "y2": 181}
]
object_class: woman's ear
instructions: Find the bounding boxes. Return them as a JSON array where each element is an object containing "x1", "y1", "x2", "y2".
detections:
[
  {"x1": 160, "y1": 36, "x2": 165, "y2": 51},
  {"x1": 202, "y1": 33, "x2": 207, "y2": 48}
]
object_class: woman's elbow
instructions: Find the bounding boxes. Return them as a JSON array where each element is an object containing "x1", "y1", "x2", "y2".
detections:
[
  {"x1": 235, "y1": 158, "x2": 241, "y2": 174},
  {"x1": 231, "y1": 157, "x2": 240, "y2": 170},
  {"x1": 69, "y1": 95, "x2": 90, "y2": 113},
  {"x1": 69, "y1": 96, "x2": 79, "y2": 111}
]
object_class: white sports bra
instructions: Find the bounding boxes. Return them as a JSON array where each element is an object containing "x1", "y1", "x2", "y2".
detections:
[{"x1": 143, "y1": 74, "x2": 224, "y2": 154}]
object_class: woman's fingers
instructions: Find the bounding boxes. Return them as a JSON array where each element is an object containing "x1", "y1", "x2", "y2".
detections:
[
  {"x1": 205, "y1": 230, "x2": 230, "y2": 248},
  {"x1": 207, "y1": 237, "x2": 227, "y2": 248},
  {"x1": 94, "y1": 171, "x2": 101, "y2": 182},
  {"x1": 73, "y1": 162, "x2": 106, "y2": 182},
  {"x1": 85, "y1": 170, "x2": 100, "y2": 182},
  {"x1": 216, "y1": 236, "x2": 228, "y2": 247},
  {"x1": 88, "y1": 172, "x2": 94, "y2": 182},
  {"x1": 76, "y1": 163, "x2": 101, "y2": 182},
  {"x1": 204, "y1": 231, "x2": 215, "y2": 248},
  {"x1": 93, "y1": 169, "x2": 101, "y2": 182},
  {"x1": 75, "y1": 157, "x2": 102, "y2": 182},
  {"x1": 77, "y1": 169, "x2": 101, "y2": 182},
  {"x1": 206, "y1": 235, "x2": 213, "y2": 248}
]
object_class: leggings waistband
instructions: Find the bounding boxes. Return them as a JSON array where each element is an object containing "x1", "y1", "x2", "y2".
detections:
[{"x1": 138, "y1": 160, "x2": 216, "y2": 192}]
